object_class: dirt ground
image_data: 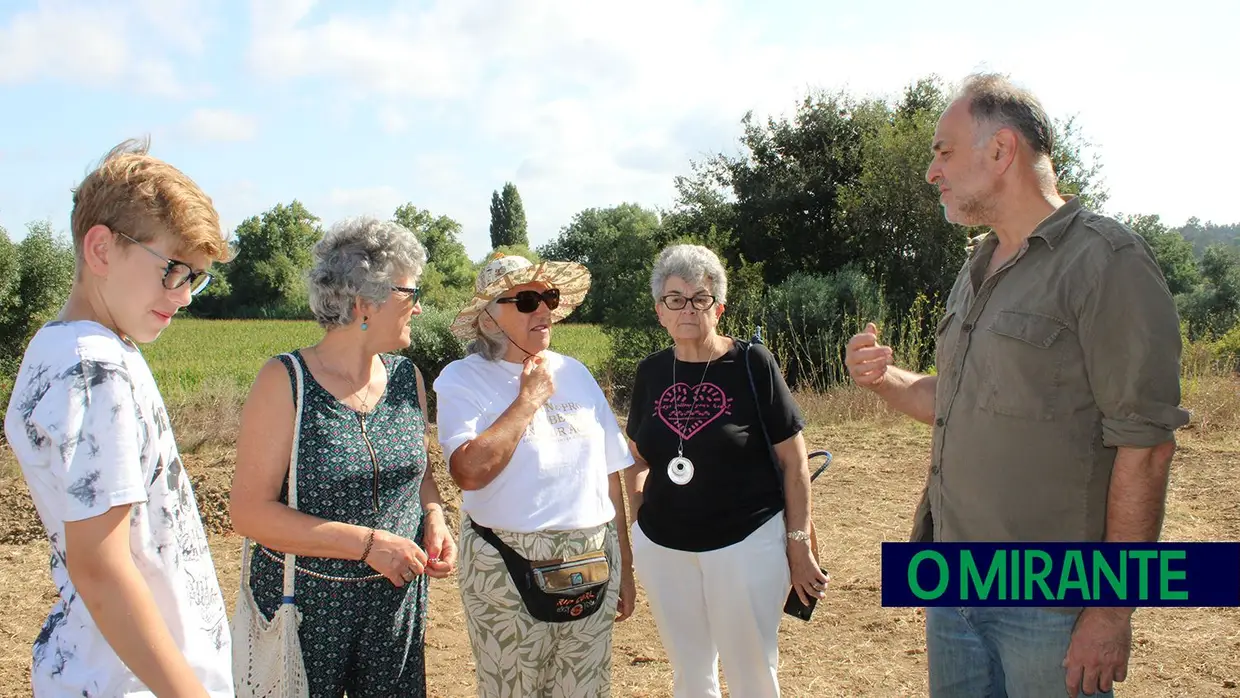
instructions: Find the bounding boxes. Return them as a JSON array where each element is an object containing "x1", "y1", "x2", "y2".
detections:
[{"x1": 1, "y1": 402, "x2": 1238, "y2": 697}]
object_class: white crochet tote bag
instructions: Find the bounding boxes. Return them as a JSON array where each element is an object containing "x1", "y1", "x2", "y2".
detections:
[{"x1": 231, "y1": 353, "x2": 311, "y2": 698}]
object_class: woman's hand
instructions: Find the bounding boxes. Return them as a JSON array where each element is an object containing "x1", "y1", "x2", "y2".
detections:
[
  {"x1": 421, "y1": 510, "x2": 457, "y2": 579},
  {"x1": 518, "y1": 354, "x2": 555, "y2": 408},
  {"x1": 615, "y1": 567, "x2": 637, "y2": 622},
  {"x1": 364, "y1": 529, "x2": 429, "y2": 587},
  {"x1": 788, "y1": 538, "x2": 829, "y2": 606}
]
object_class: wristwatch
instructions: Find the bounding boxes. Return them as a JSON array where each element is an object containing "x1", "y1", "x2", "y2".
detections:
[{"x1": 787, "y1": 529, "x2": 811, "y2": 543}]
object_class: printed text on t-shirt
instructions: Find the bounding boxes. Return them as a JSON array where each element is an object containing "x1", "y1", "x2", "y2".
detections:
[
  {"x1": 655, "y1": 382, "x2": 733, "y2": 440},
  {"x1": 525, "y1": 401, "x2": 591, "y2": 441}
]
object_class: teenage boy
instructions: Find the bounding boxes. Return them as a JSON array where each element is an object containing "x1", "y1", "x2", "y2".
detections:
[{"x1": 4, "y1": 139, "x2": 235, "y2": 697}]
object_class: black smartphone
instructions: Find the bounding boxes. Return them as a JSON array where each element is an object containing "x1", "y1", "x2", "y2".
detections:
[{"x1": 784, "y1": 567, "x2": 829, "y2": 622}]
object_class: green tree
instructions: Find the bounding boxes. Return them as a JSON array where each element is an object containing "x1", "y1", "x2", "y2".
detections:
[
  {"x1": 489, "y1": 182, "x2": 529, "y2": 248},
  {"x1": 225, "y1": 201, "x2": 322, "y2": 316},
  {"x1": 1123, "y1": 213, "x2": 1200, "y2": 296},
  {"x1": 502, "y1": 183, "x2": 528, "y2": 247},
  {"x1": 538, "y1": 203, "x2": 663, "y2": 326},
  {"x1": 1178, "y1": 217, "x2": 1240, "y2": 257},
  {"x1": 1179, "y1": 244, "x2": 1240, "y2": 339},
  {"x1": 1051, "y1": 114, "x2": 1109, "y2": 213},
  {"x1": 391, "y1": 203, "x2": 474, "y2": 310},
  {"x1": 677, "y1": 89, "x2": 879, "y2": 285},
  {"x1": 836, "y1": 77, "x2": 966, "y2": 345},
  {"x1": 0, "y1": 222, "x2": 76, "y2": 412}
]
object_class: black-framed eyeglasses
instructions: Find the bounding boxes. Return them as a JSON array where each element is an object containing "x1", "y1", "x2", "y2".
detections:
[
  {"x1": 392, "y1": 285, "x2": 422, "y2": 303},
  {"x1": 114, "y1": 230, "x2": 214, "y2": 296},
  {"x1": 496, "y1": 288, "x2": 560, "y2": 313},
  {"x1": 661, "y1": 294, "x2": 716, "y2": 311}
]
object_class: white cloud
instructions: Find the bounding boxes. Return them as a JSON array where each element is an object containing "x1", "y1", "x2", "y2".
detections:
[
  {"x1": 241, "y1": 1, "x2": 1239, "y2": 251},
  {"x1": 247, "y1": 0, "x2": 496, "y2": 100},
  {"x1": 184, "y1": 109, "x2": 258, "y2": 142},
  {"x1": 214, "y1": 180, "x2": 264, "y2": 237},
  {"x1": 377, "y1": 107, "x2": 408, "y2": 135},
  {"x1": 0, "y1": 4, "x2": 127, "y2": 84},
  {"x1": 326, "y1": 186, "x2": 405, "y2": 219},
  {"x1": 0, "y1": 0, "x2": 210, "y2": 96}
]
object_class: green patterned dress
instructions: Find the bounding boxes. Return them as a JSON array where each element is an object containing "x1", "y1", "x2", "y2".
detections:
[{"x1": 248, "y1": 351, "x2": 430, "y2": 698}]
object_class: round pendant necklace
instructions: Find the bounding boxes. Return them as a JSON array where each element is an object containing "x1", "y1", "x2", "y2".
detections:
[{"x1": 667, "y1": 343, "x2": 717, "y2": 486}]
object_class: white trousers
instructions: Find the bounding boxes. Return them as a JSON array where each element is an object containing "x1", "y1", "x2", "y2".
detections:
[{"x1": 631, "y1": 513, "x2": 791, "y2": 698}]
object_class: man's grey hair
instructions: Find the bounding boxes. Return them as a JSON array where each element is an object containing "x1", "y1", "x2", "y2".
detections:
[
  {"x1": 465, "y1": 300, "x2": 509, "y2": 361},
  {"x1": 650, "y1": 244, "x2": 728, "y2": 305},
  {"x1": 956, "y1": 72, "x2": 1057, "y2": 184},
  {"x1": 307, "y1": 216, "x2": 427, "y2": 329}
]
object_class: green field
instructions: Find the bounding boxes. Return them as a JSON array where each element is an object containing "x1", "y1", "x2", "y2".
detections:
[{"x1": 140, "y1": 318, "x2": 613, "y2": 403}]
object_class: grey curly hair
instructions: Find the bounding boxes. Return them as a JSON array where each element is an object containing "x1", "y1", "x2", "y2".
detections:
[
  {"x1": 650, "y1": 244, "x2": 728, "y2": 305},
  {"x1": 307, "y1": 216, "x2": 427, "y2": 329}
]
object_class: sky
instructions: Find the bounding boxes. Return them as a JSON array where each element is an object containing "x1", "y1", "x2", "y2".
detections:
[{"x1": 1, "y1": 0, "x2": 1235, "y2": 261}]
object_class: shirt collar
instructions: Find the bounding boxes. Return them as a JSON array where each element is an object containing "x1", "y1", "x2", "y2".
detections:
[{"x1": 1029, "y1": 195, "x2": 1083, "y2": 249}]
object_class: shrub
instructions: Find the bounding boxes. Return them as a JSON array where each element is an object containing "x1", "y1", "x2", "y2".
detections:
[
  {"x1": 401, "y1": 307, "x2": 466, "y2": 422},
  {"x1": 0, "y1": 223, "x2": 76, "y2": 425}
]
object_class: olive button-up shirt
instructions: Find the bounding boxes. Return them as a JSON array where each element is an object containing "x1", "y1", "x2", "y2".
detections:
[{"x1": 924, "y1": 197, "x2": 1191, "y2": 544}]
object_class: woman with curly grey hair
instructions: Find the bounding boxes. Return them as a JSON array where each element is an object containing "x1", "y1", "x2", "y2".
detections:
[
  {"x1": 229, "y1": 216, "x2": 456, "y2": 697},
  {"x1": 623, "y1": 243, "x2": 828, "y2": 698}
]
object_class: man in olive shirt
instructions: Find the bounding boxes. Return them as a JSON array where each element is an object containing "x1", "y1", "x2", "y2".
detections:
[{"x1": 845, "y1": 73, "x2": 1189, "y2": 698}]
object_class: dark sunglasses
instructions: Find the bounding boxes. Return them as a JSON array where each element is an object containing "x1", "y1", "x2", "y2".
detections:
[
  {"x1": 392, "y1": 285, "x2": 421, "y2": 303},
  {"x1": 115, "y1": 230, "x2": 214, "y2": 296},
  {"x1": 496, "y1": 288, "x2": 560, "y2": 313}
]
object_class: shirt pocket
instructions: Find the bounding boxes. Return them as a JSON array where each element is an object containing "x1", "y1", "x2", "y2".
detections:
[{"x1": 977, "y1": 310, "x2": 1069, "y2": 421}]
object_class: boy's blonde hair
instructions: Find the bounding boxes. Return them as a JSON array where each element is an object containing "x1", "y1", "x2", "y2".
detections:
[{"x1": 70, "y1": 137, "x2": 234, "y2": 263}]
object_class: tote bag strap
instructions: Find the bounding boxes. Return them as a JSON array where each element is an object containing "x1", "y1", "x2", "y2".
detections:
[
  {"x1": 238, "y1": 352, "x2": 304, "y2": 603},
  {"x1": 279, "y1": 352, "x2": 304, "y2": 602}
]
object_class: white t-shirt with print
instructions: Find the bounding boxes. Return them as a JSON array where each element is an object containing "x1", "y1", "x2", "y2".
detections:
[
  {"x1": 3, "y1": 321, "x2": 233, "y2": 698},
  {"x1": 434, "y1": 350, "x2": 634, "y2": 533}
]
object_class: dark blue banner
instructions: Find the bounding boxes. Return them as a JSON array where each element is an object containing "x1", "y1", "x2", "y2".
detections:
[{"x1": 880, "y1": 542, "x2": 1240, "y2": 607}]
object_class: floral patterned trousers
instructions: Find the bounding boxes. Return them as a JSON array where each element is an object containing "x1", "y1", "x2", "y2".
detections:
[{"x1": 458, "y1": 516, "x2": 620, "y2": 698}]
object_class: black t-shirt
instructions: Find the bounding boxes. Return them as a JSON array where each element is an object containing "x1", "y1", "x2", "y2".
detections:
[{"x1": 626, "y1": 337, "x2": 806, "y2": 552}]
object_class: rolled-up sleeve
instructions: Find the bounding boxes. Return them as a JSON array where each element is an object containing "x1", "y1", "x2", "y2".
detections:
[{"x1": 1077, "y1": 240, "x2": 1191, "y2": 448}]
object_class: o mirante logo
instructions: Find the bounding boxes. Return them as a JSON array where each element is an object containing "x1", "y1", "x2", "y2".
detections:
[{"x1": 880, "y1": 542, "x2": 1240, "y2": 607}]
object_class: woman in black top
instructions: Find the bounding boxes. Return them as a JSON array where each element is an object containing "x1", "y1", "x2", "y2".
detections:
[{"x1": 624, "y1": 244, "x2": 829, "y2": 698}]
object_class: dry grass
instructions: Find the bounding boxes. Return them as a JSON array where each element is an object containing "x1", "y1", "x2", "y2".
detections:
[{"x1": 1, "y1": 377, "x2": 1238, "y2": 696}]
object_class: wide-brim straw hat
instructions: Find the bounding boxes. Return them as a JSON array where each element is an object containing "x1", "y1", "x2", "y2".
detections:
[{"x1": 449, "y1": 253, "x2": 591, "y2": 341}]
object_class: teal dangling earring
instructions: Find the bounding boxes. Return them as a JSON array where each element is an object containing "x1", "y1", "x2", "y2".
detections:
[{"x1": 360, "y1": 315, "x2": 368, "y2": 331}]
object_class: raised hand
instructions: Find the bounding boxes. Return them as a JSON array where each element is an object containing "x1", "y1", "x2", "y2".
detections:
[
  {"x1": 844, "y1": 322, "x2": 894, "y2": 389},
  {"x1": 519, "y1": 355, "x2": 555, "y2": 408}
]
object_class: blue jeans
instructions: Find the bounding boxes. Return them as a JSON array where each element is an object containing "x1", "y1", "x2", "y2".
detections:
[{"x1": 926, "y1": 606, "x2": 1115, "y2": 698}]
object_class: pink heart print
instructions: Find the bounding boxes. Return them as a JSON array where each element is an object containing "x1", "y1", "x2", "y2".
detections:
[{"x1": 656, "y1": 382, "x2": 732, "y2": 440}]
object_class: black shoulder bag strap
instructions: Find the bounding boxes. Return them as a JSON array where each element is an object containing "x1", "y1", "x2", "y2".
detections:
[
  {"x1": 741, "y1": 330, "x2": 827, "y2": 621},
  {"x1": 740, "y1": 333, "x2": 781, "y2": 481}
]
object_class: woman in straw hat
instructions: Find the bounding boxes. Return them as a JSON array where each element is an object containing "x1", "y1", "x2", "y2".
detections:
[{"x1": 433, "y1": 252, "x2": 636, "y2": 696}]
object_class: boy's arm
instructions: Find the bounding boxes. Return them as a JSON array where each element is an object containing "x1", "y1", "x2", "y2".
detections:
[{"x1": 65, "y1": 504, "x2": 209, "y2": 698}]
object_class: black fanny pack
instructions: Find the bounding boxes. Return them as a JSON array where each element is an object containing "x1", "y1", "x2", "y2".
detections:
[{"x1": 470, "y1": 520, "x2": 611, "y2": 623}]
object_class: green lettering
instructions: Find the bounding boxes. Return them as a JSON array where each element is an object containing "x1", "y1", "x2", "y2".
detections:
[
  {"x1": 1092, "y1": 550, "x2": 1126, "y2": 600},
  {"x1": 1159, "y1": 550, "x2": 1188, "y2": 600},
  {"x1": 1023, "y1": 550, "x2": 1054, "y2": 601},
  {"x1": 1129, "y1": 550, "x2": 1158, "y2": 600},
  {"x1": 962, "y1": 550, "x2": 1005, "y2": 600},
  {"x1": 1058, "y1": 550, "x2": 1090, "y2": 601},
  {"x1": 909, "y1": 551, "x2": 949, "y2": 600},
  {"x1": 1010, "y1": 549, "x2": 1020, "y2": 600}
]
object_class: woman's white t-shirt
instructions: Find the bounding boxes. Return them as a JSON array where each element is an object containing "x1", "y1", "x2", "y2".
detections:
[
  {"x1": 433, "y1": 350, "x2": 633, "y2": 533},
  {"x1": 3, "y1": 321, "x2": 234, "y2": 697}
]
